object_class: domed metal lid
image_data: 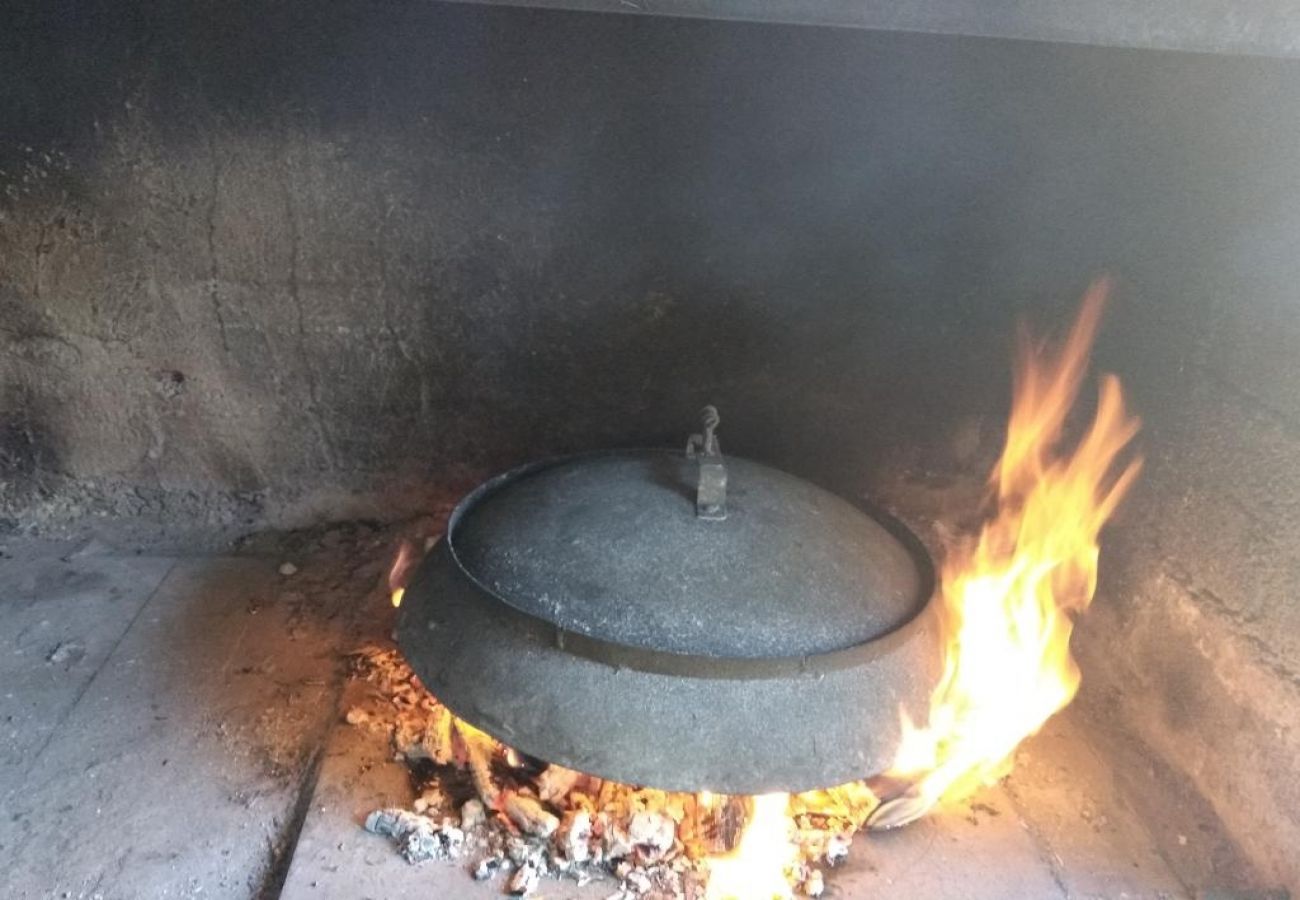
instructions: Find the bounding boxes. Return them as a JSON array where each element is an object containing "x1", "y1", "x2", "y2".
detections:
[
  {"x1": 449, "y1": 408, "x2": 924, "y2": 661},
  {"x1": 398, "y1": 408, "x2": 940, "y2": 792},
  {"x1": 454, "y1": 453, "x2": 921, "y2": 659}
]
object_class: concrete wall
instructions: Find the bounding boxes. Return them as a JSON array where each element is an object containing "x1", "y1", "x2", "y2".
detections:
[
  {"x1": 2, "y1": 0, "x2": 1024, "y2": 531},
  {"x1": 3, "y1": 2, "x2": 1300, "y2": 884},
  {"x1": 1076, "y1": 297, "x2": 1300, "y2": 887},
  {"x1": 4, "y1": 2, "x2": 1295, "y2": 528}
]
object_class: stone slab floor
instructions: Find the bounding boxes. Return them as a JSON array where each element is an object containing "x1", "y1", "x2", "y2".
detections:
[{"x1": 0, "y1": 529, "x2": 1250, "y2": 900}]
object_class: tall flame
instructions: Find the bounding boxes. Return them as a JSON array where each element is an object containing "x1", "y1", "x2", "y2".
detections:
[
  {"x1": 870, "y1": 279, "x2": 1143, "y2": 828},
  {"x1": 704, "y1": 793, "x2": 795, "y2": 900}
]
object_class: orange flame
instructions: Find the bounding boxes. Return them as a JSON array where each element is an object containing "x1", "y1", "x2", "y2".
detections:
[
  {"x1": 388, "y1": 541, "x2": 416, "y2": 608},
  {"x1": 872, "y1": 279, "x2": 1143, "y2": 828},
  {"x1": 704, "y1": 793, "x2": 795, "y2": 900}
]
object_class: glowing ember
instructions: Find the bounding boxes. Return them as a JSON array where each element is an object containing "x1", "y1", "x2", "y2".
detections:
[
  {"x1": 388, "y1": 540, "x2": 416, "y2": 608},
  {"x1": 704, "y1": 793, "x2": 796, "y2": 900},
  {"x1": 870, "y1": 279, "x2": 1143, "y2": 828}
]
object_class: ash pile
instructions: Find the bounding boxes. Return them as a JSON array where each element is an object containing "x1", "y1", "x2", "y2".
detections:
[{"x1": 346, "y1": 644, "x2": 881, "y2": 898}]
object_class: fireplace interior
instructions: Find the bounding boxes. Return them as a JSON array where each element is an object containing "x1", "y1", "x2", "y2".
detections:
[{"x1": 2, "y1": 2, "x2": 1299, "y2": 898}]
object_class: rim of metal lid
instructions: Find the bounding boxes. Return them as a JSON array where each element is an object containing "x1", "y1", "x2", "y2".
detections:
[{"x1": 439, "y1": 448, "x2": 937, "y2": 680}]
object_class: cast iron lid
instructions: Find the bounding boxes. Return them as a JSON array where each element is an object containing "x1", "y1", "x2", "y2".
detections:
[
  {"x1": 452, "y1": 453, "x2": 921, "y2": 660},
  {"x1": 398, "y1": 408, "x2": 939, "y2": 792}
]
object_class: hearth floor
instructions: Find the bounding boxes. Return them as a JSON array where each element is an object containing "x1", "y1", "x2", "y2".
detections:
[{"x1": 0, "y1": 533, "x2": 1198, "y2": 899}]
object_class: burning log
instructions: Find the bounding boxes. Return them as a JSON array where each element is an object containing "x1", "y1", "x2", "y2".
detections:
[
  {"x1": 424, "y1": 705, "x2": 455, "y2": 765},
  {"x1": 458, "y1": 723, "x2": 500, "y2": 807},
  {"x1": 503, "y1": 792, "x2": 560, "y2": 838},
  {"x1": 537, "y1": 763, "x2": 584, "y2": 802}
]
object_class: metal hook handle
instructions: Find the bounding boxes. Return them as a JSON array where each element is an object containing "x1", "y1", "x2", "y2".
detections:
[{"x1": 686, "y1": 405, "x2": 727, "y2": 521}]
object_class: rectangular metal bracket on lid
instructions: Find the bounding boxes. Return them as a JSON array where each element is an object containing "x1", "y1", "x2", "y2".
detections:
[{"x1": 686, "y1": 405, "x2": 727, "y2": 521}]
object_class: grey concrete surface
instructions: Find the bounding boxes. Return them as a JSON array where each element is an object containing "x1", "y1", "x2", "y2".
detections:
[
  {"x1": 0, "y1": 539, "x2": 371, "y2": 899},
  {"x1": 0, "y1": 541, "x2": 175, "y2": 785},
  {"x1": 0, "y1": 529, "x2": 1264, "y2": 899},
  {"x1": 1066, "y1": 371, "x2": 1300, "y2": 888},
  {"x1": 1077, "y1": 559, "x2": 1300, "y2": 891}
]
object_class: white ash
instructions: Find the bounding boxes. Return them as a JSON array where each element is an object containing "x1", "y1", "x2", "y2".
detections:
[
  {"x1": 601, "y1": 816, "x2": 636, "y2": 861},
  {"x1": 364, "y1": 807, "x2": 425, "y2": 838},
  {"x1": 364, "y1": 808, "x2": 465, "y2": 864},
  {"x1": 559, "y1": 809, "x2": 594, "y2": 864},
  {"x1": 824, "y1": 832, "x2": 852, "y2": 866},
  {"x1": 401, "y1": 819, "x2": 464, "y2": 864},
  {"x1": 473, "y1": 855, "x2": 506, "y2": 881},
  {"x1": 623, "y1": 867, "x2": 653, "y2": 894},
  {"x1": 45, "y1": 641, "x2": 85, "y2": 666},
  {"x1": 627, "y1": 811, "x2": 675, "y2": 863}
]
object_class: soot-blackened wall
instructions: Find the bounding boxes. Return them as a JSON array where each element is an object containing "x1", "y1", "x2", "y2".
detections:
[{"x1": 4, "y1": 1, "x2": 1297, "y2": 534}]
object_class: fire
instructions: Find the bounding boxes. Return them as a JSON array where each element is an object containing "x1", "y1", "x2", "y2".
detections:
[
  {"x1": 366, "y1": 283, "x2": 1140, "y2": 892},
  {"x1": 870, "y1": 279, "x2": 1143, "y2": 828},
  {"x1": 388, "y1": 541, "x2": 416, "y2": 608},
  {"x1": 704, "y1": 793, "x2": 796, "y2": 900}
]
